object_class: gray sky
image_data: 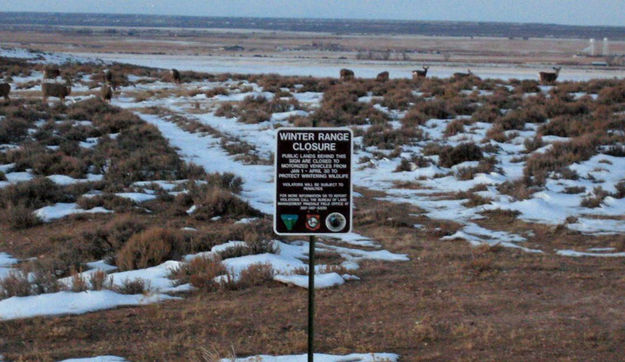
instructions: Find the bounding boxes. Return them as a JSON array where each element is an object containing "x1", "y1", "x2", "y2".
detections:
[{"x1": 1, "y1": 0, "x2": 624, "y2": 27}]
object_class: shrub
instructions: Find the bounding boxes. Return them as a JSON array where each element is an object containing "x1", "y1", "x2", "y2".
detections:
[
  {"x1": 516, "y1": 80, "x2": 540, "y2": 93},
  {"x1": 614, "y1": 181, "x2": 625, "y2": 199},
  {"x1": 89, "y1": 270, "x2": 110, "y2": 290},
  {"x1": 524, "y1": 137, "x2": 597, "y2": 185},
  {"x1": 412, "y1": 99, "x2": 453, "y2": 119},
  {"x1": 438, "y1": 143, "x2": 484, "y2": 168},
  {"x1": 237, "y1": 263, "x2": 275, "y2": 289},
  {"x1": 103, "y1": 214, "x2": 146, "y2": 251},
  {"x1": 471, "y1": 104, "x2": 501, "y2": 123},
  {"x1": 31, "y1": 152, "x2": 86, "y2": 178},
  {"x1": 116, "y1": 227, "x2": 184, "y2": 271},
  {"x1": 215, "y1": 103, "x2": 237, "y2": 118},
  {"x1": 0, "y1": 118, "x2": 30, "y2": 144},
  {"x1": 116, "y1": 278, "x2": 150, "y2": 294},
  {"x1": 598, "y1": 83, "x2": 625, "y2": 105},
  {"x1": 238, "y1": 108, "x2": 271, "y2": 124},
  {"x1": 361, "y1": 124, "x2": 422, "y2": 149},
  {"x1": 171, "y1": 255, "x2": 226, "y2": 291},
  {"x1": 76, "y1": 194, "x2": 134, "y2": 212},
  {"x1": 401, "y1": 109, "x2": 428, "y2": 127},
  {"x1": 580, "y1": 187, "x2": 609, "y2": 208},
  {"x1": 4, "y1": 203, "x2": 41, "y2": 229},
  {"x1": 30, "y1": 265, "x2": 62, "y2": 294},
  {"x1": 217, "y1": 244, "x2": 251, "y2": 259},
  {"x1": 0, "y1": 271, "x2": 31, "y2": 299},
  {"x1": 564, "y1": 186, "x2": 586, "y2": 194},
  {"x1": 205, "y1": 87, "x2": 229, "y2": 97},
  {"x1": 454, "y1": 157, "x2": 498, "y2": 180},
  {"x1": 524, "y1": 135, "x2": 544, "y2": 152},
  {"x1": 71, "y1": 271, "x2": 89, "y2": 292},
  {"x1": 310, "y1": 83, "x2": 389, "y2": 126},
  {"x1": 381, "y1": 87, "x2": 417, "y2": 110},
  {"x1": 0, "y1": 177, "x2": 65, "y2": 209},
  {"x1": 395, "y1": 158, "x2": 416, "y2": 172},
  {"x1": 205, "y1": 173, "x2": 243, "y2": 193},
  {"x1": 180, "y1": 185, "x2": 260, "y2": 220},
  {"x1": 444, "y1": 119, "x2": 466, "y2": 137}
]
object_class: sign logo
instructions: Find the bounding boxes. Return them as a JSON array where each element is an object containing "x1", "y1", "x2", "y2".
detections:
[
  {"x1": 305, "y1": 214, "x2": 321, "y2": 231},
  {"x1": 326, "y1": 212, "x2": 347, "y2": 232},
  {"x1": 280, "y1": 214, "x2": 299, "y2": 231}
]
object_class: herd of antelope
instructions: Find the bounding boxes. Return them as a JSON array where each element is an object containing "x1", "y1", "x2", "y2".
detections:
[{"x1": 0, "y1": 65, "x2": 565, "y2": 104}]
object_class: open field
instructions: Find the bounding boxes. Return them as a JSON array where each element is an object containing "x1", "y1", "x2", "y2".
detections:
[{"x1": 1, "y1": 26, "x2": 625, "y2": 361}]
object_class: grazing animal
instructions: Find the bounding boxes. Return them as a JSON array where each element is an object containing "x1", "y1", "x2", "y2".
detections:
[
  {"x1": 101, "y1": 69, "x2": 117, "y2": 90},
  {"x1": 43, "y1": 66, "x2": 61, "y2": 80},
  {"x1": 170, "y1": 68, "x2": 181, "y2": 84},
  {"x1": 539, "y1": 67, "x2": 561, "y2": 84},
  {"x1": 42, "y1": 83, "x2": 71, "y2": 102},
  {"x1": 339, "y1": 68, "x2": 354, "y2": 81},
  {"x1": 376, "y1": 71, "x2": 389, "y2": 82},
  {"x1": 100, "y1": 84, "x2": 112, "y2": 102},
  {"x1": 453, "y1": 69, "x2": 473, "y2": 79},
  {"x1": 103, "y1": 69, "x2": 113, "y2": 83},
  {"x1": 0, "y1": 83, "x2": 10, "y2": 102},
  {"x1": 412, "y1": 66, "x2": 429, "y2": 79}
]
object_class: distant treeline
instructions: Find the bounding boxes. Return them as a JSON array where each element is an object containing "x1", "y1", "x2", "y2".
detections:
[{"x1": 1, "y1": 12, "x2": 625, "y2": 40}]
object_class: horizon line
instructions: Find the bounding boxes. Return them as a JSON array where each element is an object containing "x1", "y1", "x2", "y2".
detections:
[{"x1": 1, "y1": 10, "x2": 624, "y2": 29}]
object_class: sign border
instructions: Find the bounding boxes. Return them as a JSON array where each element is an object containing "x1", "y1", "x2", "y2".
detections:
[{"x1": 273, "y1": 127, "x2": 353, "y2": 236}]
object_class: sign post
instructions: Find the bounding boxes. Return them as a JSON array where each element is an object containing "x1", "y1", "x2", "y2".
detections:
[{"x1": 274, "y1": 128, "x2": 353, "y2": 361}]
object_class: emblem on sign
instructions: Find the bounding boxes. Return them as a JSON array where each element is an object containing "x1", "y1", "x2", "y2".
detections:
[
  {"x1": 281, "y1": 214, "x2": 299, "y2": 231},
  {"x1": 325, "y1": 212, "x2": 347, "y2": 232},
  {"x1": 306, "y1": 214, "x2": 321, "y2": 231}
]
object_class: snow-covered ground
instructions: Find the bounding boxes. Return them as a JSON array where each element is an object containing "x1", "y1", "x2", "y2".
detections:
[
  {"x1": 72, "y1": 52, "x2": 625, "y2": 81},
  {"x1": 2, "y1": 47, "x2": 625, "y2": 360},
  {"x1": 0, "y1": 290, "x2": 176, "y2": 320}
]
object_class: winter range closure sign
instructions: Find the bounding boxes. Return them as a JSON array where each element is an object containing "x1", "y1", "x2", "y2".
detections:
[{"x1": 274, "y1": 128, "x2": 352, "y2": 235}]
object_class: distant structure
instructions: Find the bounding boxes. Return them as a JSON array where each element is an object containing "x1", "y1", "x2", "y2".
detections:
[
  {"x1": 603, "y1": 38, "x2": 610, "y2": 56},
  {"x1": 589, "y1": 38, "x2": 596, "y2": 56}
]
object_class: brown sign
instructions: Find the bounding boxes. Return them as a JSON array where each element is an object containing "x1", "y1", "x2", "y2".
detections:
[{"x1": 274, "y1": 128, "x2": 352, "y2": 235}]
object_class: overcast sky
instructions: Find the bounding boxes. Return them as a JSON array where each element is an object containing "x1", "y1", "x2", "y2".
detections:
[{"x1": 1, "y1": 0, "x2": 624, "y2": 27}]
